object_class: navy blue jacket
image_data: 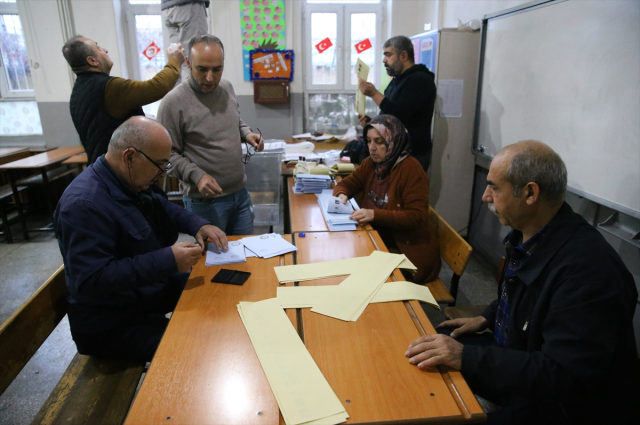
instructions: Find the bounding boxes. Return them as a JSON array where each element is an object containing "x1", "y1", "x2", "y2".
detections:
[
  {"x1": 53, "y1": 158, "x2": 209, "y2": 333},
  {"x1": 463, "y1": 203, "x2": 640, "y2": 423}
]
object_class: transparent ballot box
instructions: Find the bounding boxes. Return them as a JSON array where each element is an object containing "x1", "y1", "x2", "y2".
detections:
[{"x1": 244, "y1": 148, "x2": 284, "y2": 226}]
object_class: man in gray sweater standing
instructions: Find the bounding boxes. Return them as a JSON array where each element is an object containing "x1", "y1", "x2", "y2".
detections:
[{"x1": 158, "y1": 35, "x2": 263, "y2": 235}]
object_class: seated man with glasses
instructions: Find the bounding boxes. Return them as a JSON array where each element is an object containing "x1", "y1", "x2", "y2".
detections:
[
  {"x1": 158, "y1": 34, "x2": 263, "y2": 236},
  {"x1": 53, "y1": 116, "x2": 227, "y2": 362}
]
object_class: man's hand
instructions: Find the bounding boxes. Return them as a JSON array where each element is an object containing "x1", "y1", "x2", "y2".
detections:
[
  {"x1": 246, "y1": 132, "x2": 264, "y2": 152},
  {"x1": 197, "y1": 174, "x2": 223, "y2": 197},
  {"x1": 349, "y1": 208, "x2": 374, "y2": 223},
  {"x1": 436, "y1": 316, "x2": 489, "y2": 339},
  {"x1": 166, "y1": 43, "x2": 185, "y2": 64},
  {"x1": 358, "y1": 78, "x2": 378, "y2": 97},
  {"x1": 195, "y1": 224, "x2": 228, "y2": 252},
  {"x1": 358, "y1": 113, "x2": 371, "y2": 127},
  {"x1": 405, "y1": 334, "x2": 464, "y2": 370},
  {"x1": 337, "y1": 193, "x2": 349, "y2": 204},
  {"x1": 171, "y1": 242, "x2": 202, "y2": 272}
]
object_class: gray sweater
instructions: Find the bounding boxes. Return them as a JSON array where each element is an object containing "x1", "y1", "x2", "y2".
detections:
[{"x1": 158, "y1": 77, "x2": 252, "y2": 199}]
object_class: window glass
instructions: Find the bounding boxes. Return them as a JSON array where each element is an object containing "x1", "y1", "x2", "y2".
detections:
[
  {"x1": 135, "y1": 15, "x2": 165, "y2": 117},
  {"x1": 307, "y1": 93, "x2": 378, "y2": 134},
  {"x1": 0, "y1": 14, "x2": 33, "y2": 92},
  {"x1": 310, "y1": 13, "x2": 337, "y2": 85},
  {"x1": 0, "y1": 101, "x2": 42, "y2": 135},
  {"x1": 350, "y1": 13, "x2": 376, "y2": 85},
  {"x1": 129, "y1": 0, "x2": 160, "y2": 4},
  {"x1": 307, "y1": 0, "x2": 379, "y2": 3}
]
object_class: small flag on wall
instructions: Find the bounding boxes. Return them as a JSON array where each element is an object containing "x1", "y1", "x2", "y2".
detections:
[
  {"x1": 315, "y1": 37, "x2": 333, "y2": 54},
  {"x1": 142, "y1": 42, "x2": 160, "y2": 60},
  {"x1": 355, "y1": 38, "x2": 372, "y2": 54}
]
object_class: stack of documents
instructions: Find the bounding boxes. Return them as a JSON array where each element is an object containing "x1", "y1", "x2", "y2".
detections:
[
  {"x1": 205, "y1": 241, "x2": 246, "y2": 266},
  {"x1": 238, "y1": 299, "x2": 349, "y2": 425},
  {"x1": 316, "y1": 189, "x2": 357, "y2": 231},
  {"x1": 293, "y1": 174, "x2": 331, "y2": 194},
  {"x1": 240, "y1": 233, "x2": 297, "y2": 259}
]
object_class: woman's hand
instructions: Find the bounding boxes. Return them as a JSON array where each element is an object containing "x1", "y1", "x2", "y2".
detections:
[
  {"x1": 338, "y1": 194, "x2": 349, "y2": 204},
  {"x1": 349, "y1": 208, "x2": 374, "y2": 223}
]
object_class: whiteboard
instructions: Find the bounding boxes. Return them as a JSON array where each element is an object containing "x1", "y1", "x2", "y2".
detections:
[{"x1": 476, "y1": 0, "x2": 640, "y2": 217}]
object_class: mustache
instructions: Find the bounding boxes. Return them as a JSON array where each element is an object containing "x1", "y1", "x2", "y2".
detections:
[{"x1": 487, "y1": 203, "x2": 497, "y2": 214}]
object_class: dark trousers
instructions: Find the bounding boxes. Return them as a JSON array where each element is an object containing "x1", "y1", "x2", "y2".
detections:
[{"x1": 412, "y1": 149, "x2": 432, "y2": 172}]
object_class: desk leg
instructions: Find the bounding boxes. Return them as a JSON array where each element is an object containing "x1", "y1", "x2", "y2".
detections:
[
  {"x1": 9, "y1": 171, "x2": 29, "y2": 240},
  {"x1": 41, "y1": 168, "x2": 54, "y2": 220}
]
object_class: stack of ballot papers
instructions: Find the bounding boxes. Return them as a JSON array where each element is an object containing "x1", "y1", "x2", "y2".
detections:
[
  {"x1": 316, "y1": 189, "x2": 357, "y2": 231},
  {"x1": 293, "y1": 174, "x2": 331, "y2": 194},
  {"x1": 240, "y1": 233, "x2": 297, "y2": 259},
  {"x1": 205, "y1": 241, "x2": 246, "y2": 266},
  {"x1": 238, "y1": 299, "x2": 349, "y2": 425}
]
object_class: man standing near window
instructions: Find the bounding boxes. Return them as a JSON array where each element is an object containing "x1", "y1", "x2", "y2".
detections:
[
  {"x1": 358, "y1": 36, "x2": 436, "y2": 171},
  {"x1": 62, "y1": 36, "x2": 185, "y2": 164},
  {"x1": 161, "y1": 0, "x2": 209, "y2": 81},
  {"x1": 158, "y1": 35, "x2": 263, "y2": 235}
]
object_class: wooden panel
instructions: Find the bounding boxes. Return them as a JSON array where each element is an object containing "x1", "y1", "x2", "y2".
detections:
[
  {"x1": 295, "y1": 231, "x2": 482, "y2": 424},
  {"x1": 0, "y1": 266, "x2": 67, "y2": 397},
  {"x1": 61, "y1": 153, "x2": 88, "y2": 165},
  {"x1": 0, "y1": 149, "x2": 30, "y2": 165},
  {"x1": 124, "y1": 236, "x2": 295, "y2": 425},
  {"x1": 0, "y1": 146, "x2": 84, "y2": 170},
  {"x1": 429, "y1": 207, "x2": 472, "y2": 276}
]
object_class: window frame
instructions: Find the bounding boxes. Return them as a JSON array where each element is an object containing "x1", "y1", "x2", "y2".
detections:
[{"x1": 0, "y1": 0, "x2": 35, "y2": 100}]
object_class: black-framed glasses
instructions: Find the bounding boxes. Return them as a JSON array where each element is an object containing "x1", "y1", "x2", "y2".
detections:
[
  {"x1": 242, "y1": 128, "x2": 261, "y2": 164},
  {"x1": 129, "y1": 146, "x2": 172, "y2": 174}
]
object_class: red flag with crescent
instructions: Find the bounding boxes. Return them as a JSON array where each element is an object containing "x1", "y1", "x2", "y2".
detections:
[
  {"x1": 315, "y1": 37, "x2": 333, "y2": 54},
  {"x1": 142, "y1": 41, "x2": 160, "y2": 60},
  {"x1": 355, "y1": 38, "x2": 372, "y2": 54}
]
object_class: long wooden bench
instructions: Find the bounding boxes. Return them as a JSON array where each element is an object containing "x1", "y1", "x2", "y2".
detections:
[
  {"x1": 424, "y1": 206, "x2": 474, "y2": 305},
  {"x1": 0, "y1": 266, "x2": 145, "y2": 425}
]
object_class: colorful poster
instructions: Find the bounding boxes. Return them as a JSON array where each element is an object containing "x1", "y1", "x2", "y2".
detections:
[{"x1": 240, "y1": 0, "x2": 286, "y2": 81}]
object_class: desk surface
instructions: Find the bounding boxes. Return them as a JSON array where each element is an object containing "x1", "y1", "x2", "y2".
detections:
[
  {"x1": 124, "y1": 236, "x2": 295, "y2": 425},
  {"x1": 61, "y1": 153, "x2": 88, "y2": 165},
  {"x1": 287, "y1": 176, "x2": 371, "y2": 233},
  {"x1": 0, "y1": 147, "x2": 29, "y2": 159},
  {"x1": 0, "y1": 146, "x2": 84, "y2": 170}
]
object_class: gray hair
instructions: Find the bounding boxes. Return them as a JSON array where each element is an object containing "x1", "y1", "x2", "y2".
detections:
[
  {"x1": 108, "y1": 120, "x2": 150, "y2": 154},
  {"x1": 188, "y1": 34, "x2": 224, "y2": 60},
  {"x1": 383, "y1": 36, "x2": 414, "y2": 63},
  {"x1": 504, "y1": 143, "x2": 567, "y2": 205},
  {"x1": 62, "y1": 35, "x2": 94, "y2": 73}
]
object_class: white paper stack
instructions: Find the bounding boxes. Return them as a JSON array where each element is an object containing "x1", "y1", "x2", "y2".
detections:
[
  {"x1": 240, "y1": 233, "x2": 297, "y2": 259},
  {"x1": 293, "y1": 174, "x2": 331, "y2": 194},
  {"x1": 316, "y1": 189, "x2": 357, "y2": 231},
  {"x1": 205, "y1": 241, "x2": 246, "y2": 266}
]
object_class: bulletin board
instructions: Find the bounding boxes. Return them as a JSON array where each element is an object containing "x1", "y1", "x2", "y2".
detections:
[
  {"x1": 250, "y1": 49, "x2": 294, "y2": 80},
  {"x1": 240, "y1": 0, "x2": 286, "y2": 81}
]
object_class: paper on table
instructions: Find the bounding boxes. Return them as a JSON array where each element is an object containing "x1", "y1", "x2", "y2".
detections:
[
  {"x1": 237, "y1": 299, "x2": 348, "y2": 425},
  {"x1": 240, "y1": 233, "x2": 297, "y2": 259},
  {"x1": 273, "y1": 253, "x2": 416, "y2": 283},
  {"x1": 245, "y1": 247, "x2": 258, "y2": 258},
  {"x1": 326, "y1": 196, "x2": 354, "y2": 214},
  {"x1": 285, "y1": 141, "x2": 315, "y2": 154},
  {"x1": 438, "y1": 79, "x2": 464, "y2": 118},
  {"x1": 277, "y1": 281, "x2": 440, "y2": 310},
  {"x1": 355, "y1": 58, "x2": 370, "y2": 116},
  {"x1": 331, "y1": 163, "x2": 355, "y2": 173},
  {"x1": 293, "y1": 132, "x2": 313, "y2": 139},
  {"x1": 205, "y1": 241, "x2": 246, "y2": 266}
]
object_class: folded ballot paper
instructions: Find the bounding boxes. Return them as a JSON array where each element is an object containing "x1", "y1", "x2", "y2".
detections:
[
  {"x1": 317, "y1": 190, "x2": 357, "y2": 231},
  {"x1": 293, "y1": 174, "x2": 331, "y2": 194},
  {"x1": 240, "y1": 233, "x2": 297, "y2": 259},
  {"x1": 205, "y1": 241, "x2": 246, "y2": 266},
  {"x1": 326, "y1": 196, "x2": 359, "y2": 214}
]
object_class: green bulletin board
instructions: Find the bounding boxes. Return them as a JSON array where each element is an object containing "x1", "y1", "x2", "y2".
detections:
[{"x1": 240, "y1": 0, "x2": 286, "y2": 81}]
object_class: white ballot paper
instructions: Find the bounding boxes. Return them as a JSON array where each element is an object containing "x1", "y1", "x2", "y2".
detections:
[
  {"x1": 240, "y1": 233, "x2": 297, "y2": 259},
  {"x1": 326, "y1": 196, "x2": 355, "y2": 214},
  {"x1": 205, "y1": 241, "x2": 246, "y2": 266},
  {"x1": 355, "y1": 58, "x2": 370, "y2": 116}
]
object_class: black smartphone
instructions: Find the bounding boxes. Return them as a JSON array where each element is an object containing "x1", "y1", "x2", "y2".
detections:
[{"x1": 211, "y1": 269, "x2": 251, "y2": 286}]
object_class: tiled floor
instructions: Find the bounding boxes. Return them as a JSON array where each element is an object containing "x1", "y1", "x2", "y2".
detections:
[{"x1": 0, "y1": 209, "x2": 499, "y2": 424}]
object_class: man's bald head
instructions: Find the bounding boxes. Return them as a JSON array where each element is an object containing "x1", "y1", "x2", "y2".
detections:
[
  {"x1": 108, "y1": 116, "x2": 171, "y2": 155},
  {"x1": 496, "y1": 140, "x2": 567, "y2": 206}
]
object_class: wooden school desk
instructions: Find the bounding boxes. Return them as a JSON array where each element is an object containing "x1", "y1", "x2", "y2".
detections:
[
  {"x1": 125, "y1": 232, "x2": 485, "y2": 424},
  {"x1": 0, "y1": 147, "x2": 30, "y2": 160},
  {"x1": 286, "y1": 176, "x2": 372, "y2": 234},
  {"x1": 0, "y1": 146, "x2": 85, "y2": 238}
]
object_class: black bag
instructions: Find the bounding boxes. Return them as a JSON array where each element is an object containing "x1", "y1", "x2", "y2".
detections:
[{"x1": 339, "y1": 136, "x2": 369, "y2": 165}]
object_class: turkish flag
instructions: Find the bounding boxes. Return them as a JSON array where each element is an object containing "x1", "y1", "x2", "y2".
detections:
[
  {"x1": 315, "y1": 37, "x2": 333, "y2": 54},
  {"x1": 142, "y1": 41, "x2": 160, "y2": 60},
  {"x1": 355, "y1": 38, "x2": 372, "y2": 54}
]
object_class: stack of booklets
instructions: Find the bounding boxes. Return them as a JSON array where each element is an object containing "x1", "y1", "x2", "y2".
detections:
[
  {"x1": 239, "y1": 233, "x2": 297, "y2": 259},
  {"x1": 293, "y1": 174, "x2": 331, "y2": 194},
  {"x1": 316, "y1": 189, "x2": 358, "y2": 231}
]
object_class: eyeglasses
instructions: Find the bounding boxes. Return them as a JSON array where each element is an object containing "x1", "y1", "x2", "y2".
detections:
[
  {"x1": 242, "y1": 128, "x2": 261, "y2": 164},
  {"x1": 129, "y1": 147, "x2": 172, "y2": 174}
]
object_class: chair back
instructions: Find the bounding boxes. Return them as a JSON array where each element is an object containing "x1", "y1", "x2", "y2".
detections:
[
  {"x1": 0, "y1": 266, "x2": 67, "y2": 396},
  {"x1": 429, "y1": 206, "x2": 472, "y2": 276}
]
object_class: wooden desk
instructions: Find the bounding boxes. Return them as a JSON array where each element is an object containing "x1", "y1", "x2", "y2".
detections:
[
  {"x1": 0, "y1": 147, "x2": 29, "y2": 160},
  {"x1": 125, "y1": 236, "x2": 295, "y2": 425},
  {"x1": 294, "y1": 231, "x2": 485, "y2": 424},
  {"x1": 0, "y1": 146, "x2": 85, "y2": 238},
  {"x1": 61, "y1": 153, "x2": 88, "y2": 165},
  {"x1": 286, "y1": 176, "x2": 371, "y2": 234}
]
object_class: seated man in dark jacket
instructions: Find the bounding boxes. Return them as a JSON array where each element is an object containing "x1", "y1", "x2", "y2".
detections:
[
  {"x1": 53, "y1": 116, "x2": 227, "y2": 362},
  {"x1": 405, "y1": 140, "x2": 640, "y2": 424}
]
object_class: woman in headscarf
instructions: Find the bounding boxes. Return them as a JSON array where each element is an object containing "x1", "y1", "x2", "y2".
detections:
[{"x1": 333, "y1": 115, "x2": 440, "y2": 283}]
